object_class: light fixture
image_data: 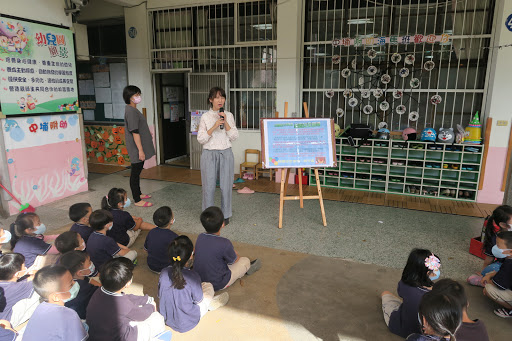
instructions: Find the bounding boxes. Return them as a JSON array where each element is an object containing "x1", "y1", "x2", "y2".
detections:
[
  {"x1": 314, "y1": 53, "x2": 327, "y2": 56},
  {"x1": 347, "y1": 19, "x2": 374, "y2": 25},
  {"x1": 252, "y1": 24, "x2": 273, "y2": 30}
]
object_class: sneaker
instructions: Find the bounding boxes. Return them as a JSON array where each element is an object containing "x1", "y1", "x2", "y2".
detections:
[
  {"x1": 246, "y1": 259, "x2": 262, "y2": 275},
  {"x1": 133, "y1": 259, "x2": 138, "y2": 266},
  {"x1": 467, "y1": 274, "x2": 484, "y2": 287},
  {"x1": 494, "y1": 308, "x2": 512, "y2": 318},
  {"x1": 224, "y1": 218, "x2": 230, "y2": 226},
  {"x1": 208, "y1": 292, "x2": 229, "y2": 311}
]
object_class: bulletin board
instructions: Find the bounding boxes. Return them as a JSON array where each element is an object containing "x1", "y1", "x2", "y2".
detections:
[
  {"x1": 261, "y1": 118, "x2": 336, "y2": 169},
  {"x1": 0, "y1": 16, "x2": 78, "y2": 115}
]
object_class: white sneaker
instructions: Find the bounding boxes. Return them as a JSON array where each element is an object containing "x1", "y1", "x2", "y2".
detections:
[{"x1": 208, "y1": 292, "x2": 229, "y2": 311}]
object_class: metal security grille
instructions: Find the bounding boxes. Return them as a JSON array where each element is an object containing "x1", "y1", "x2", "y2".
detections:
[
  {"x1": 302, "y1": 0, "x2": 495, "y2": 132},
  {"x1": 188, "y1": 73, "x2": 229, "y2": 112},
  {"x1": 149, "y1": 1, "x2": 277, "y2": 130}
]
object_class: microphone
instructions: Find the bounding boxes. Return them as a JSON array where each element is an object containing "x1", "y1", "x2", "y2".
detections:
[{"x1": 219, "y1": 107, "x2": 225, "y2": 129}]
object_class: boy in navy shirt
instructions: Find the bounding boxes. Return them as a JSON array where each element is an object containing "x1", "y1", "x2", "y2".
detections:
[
  {"x1": 482, "y1": 231, "x2": 512, "y2": 317},
  {"x1": 69, "y1": 203, "x2": 94, "y2": 243},
  {"x1": 87, "y1": 209, "x2": 137, "y2": 271},
  {"x1": 144, "y1": 206, "x2": 179, "y2": 273},
  {"x1": 194, "y1": 206, "x2": 261, "y2": 291},
  {"x1": 55, "y1": 231, "x2": 86, "y2": 254},
  {"x1": 23, "y1": 265, "x2": 88, "y2": 341},
  {"x1": 86, "y1": 258, "x2": 165, "y2": 341},
  {"x1": 60, "y1": 251, "x2": 99, "y2": 319},
  {"x1": 0, "y1": 253, "x2": 40, "y2": 328}
]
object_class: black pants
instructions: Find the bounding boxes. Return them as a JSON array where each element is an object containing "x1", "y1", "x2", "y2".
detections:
[{"x1": 130, "y1": 161, "x2": 145, "y2": 202}]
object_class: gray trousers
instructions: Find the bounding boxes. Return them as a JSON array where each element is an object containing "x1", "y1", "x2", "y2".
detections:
[{"x1": 201, "y1": 148, "x2": 234, "y2": 219}]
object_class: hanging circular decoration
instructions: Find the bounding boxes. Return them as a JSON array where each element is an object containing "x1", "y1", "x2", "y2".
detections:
[
  {"x1": 409, "y1": 111, "x2": 419, "y2": 121},
  {"x1": 341, "y1": 68, "x2": 351, "y2": 78},
  {"x1": 367, "y1": 65, "x2": 378, "y2": 75},
  {"x1": 325, "y1": 89, "x2": 335, "y2": 99},
  {"x1": 391, "y1": 53, "x2": 402, "y2": 63},
  {"x1": 363, "y1": 105, "x2": 374, "y2": 115},
  {"x1": 367, "y1": 49, "x2": 377, "y2": 59},
  {"x1": 378, "y1": 121, "x2": 388, "y2": 129},
  {"x1": 358, "y1": 76, "x2": 365, "y2": 86},
  {"x1": 351, "y1": 58, "x2": 357, "y2": 69},
  {"x1": 393, "y1": 90, "x2": 404, "y2": 99},
  {"x1": 410, "y1": 78, "x2": 420, "y2": 88},
  {"x1": 399, "y1": 67, "x2": 410, "y2": 78},
  {"x1": 332, "y1": 55, "x2": 341, "y2": 65},
  {"x1": 405, "y1": 54, "x2": 415, "y2": 65},
  {"x1": 348, "y1": 97, "x2": 359, "y2": 107},
  {"x1": 379, "y1": 101, "x2": 390, "y2": 111},
  {"x1": 430, "y1": 94, "x2": 442, "y2": 105},
  {"x1": 361, "y1": 89, "x2": 371, "y2": 98},
  {"x1": 396, "y1": 105, "x2": 407, "y2": 115},
  {"x1": 332, "y1": 39, "x2": 341, "y2": 47},
  {"x1": 343, "y1": 89, "x2": 353, "y2": 98},
  {"x1": 373, "y1": 88, "x2": 384, "y2": 99},
  {"x1": 336, "y1": 108, "x2": 345, "y2": 118},
  {"x1": 424, "y1": 60, "x2": 435, "y2": 71},
  {"x1": 381, "y1": 74, "x2": 391, "y2": 84}
]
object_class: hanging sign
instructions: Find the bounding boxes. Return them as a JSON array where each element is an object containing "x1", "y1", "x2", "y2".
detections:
[
  {"x1": 0, "y1": 17, "x2": 78, "y2": 115},
  {"x1": 332, "y1": 33, "x2": 451, "y2": 47}
]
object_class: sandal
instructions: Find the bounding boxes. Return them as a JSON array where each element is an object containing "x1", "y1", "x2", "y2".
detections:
[
  {"x1": 467, "y1": 274, "x2": 484, "y2": 287},
  {"x1": 237, "y1": 187, "x2": 255, "y2": 194},
  {"x1": 494, "y1": 308, "x2": 512, "y2": 318},
  {"x1": 140, "y1": 194, "x2": 152, "y2": 199},
  {"x1": 134, "y1": 200, "x2": 153, "y2": 207}
]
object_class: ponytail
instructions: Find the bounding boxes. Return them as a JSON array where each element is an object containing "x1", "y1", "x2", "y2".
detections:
[
  {"x1": 483, "y1": 205, "x2": 512, "y2": 252},
  {"x1": 168, "y1": 236, "x2": 194, "y2": 290},
  {"x1": 101, "y1": 188, "x2": 127, "y2": 210},
  {"x1": 10, "y1": 212, "x2": 38, "y2": 249}
]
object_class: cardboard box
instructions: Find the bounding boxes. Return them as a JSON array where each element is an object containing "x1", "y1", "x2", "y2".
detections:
[{"x1": 469, "y1": 236, "x2": 486, "y2": 260}]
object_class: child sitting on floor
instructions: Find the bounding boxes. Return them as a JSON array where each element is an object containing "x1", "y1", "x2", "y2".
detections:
[
  {"x1": 23, "y1": 265, "x2": 88, "y2": 341},
  {"x1": 10, "y1": 213, "x2": 59, "y2": 269},
  {"x1": 159, "y1": 236, "x2": 229, "y2": 333},
  {"x1": 144, "y1": 206, "x2": 179, "y2": 273},
  {"x1": 60, "y1": 251, "x2": 99, "y2": 319},
  {"x1": 0, "y1": 253, "x2": 40, "y2": 328},
  {"x1": 69, "y1": 203, "x2": 94, "y2": 243},
  {"x1": 55, "y1": 231, "x2": 86, "y2": 254},
  {"x1": 381, "y1": 248, "x2": 441, "y2": 338},
  {"x1": 431, "y1": 278, "x2": 489, "y2": 341},
  {"x1": 193, "y1": 206, "x2": 261, "y2": 291},
  {"x1": 468, "y1": 205, "x2": 512, "y2": 286},
  {"x1": 87, "y1": 209, "x2": 137, "y2": 270},
  {"x1": 481, "y1": 231, "x2": 512, "y2": 318},
  {"x1": 86, "y1": 258, "x2": 166, "y2": 340},
  {"x1": 101, "y1": 188, "x2": 155, "y2": 247},
  {"x1": 406, "y1": 291, "x2": 462, "y2": 341}
]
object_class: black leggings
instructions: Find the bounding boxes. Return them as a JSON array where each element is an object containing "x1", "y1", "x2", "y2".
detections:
[{"x1": 130, "y1": 161, "x2": 145, "y2": 202}]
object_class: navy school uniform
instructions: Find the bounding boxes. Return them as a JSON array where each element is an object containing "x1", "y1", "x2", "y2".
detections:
[
  {"x1": 144, "y1": 227, "x2": 179, "y2": 273},
  {"x1": 64, "y1": 277, "x2": 99, "y2": 319},
  {"x1": 158, "y1": 266, "x2": 203, "y2": 333},
  {"x1": 12, "y1": 235, "x2": 51, "y2": 268},
  {"x1": 406, "y1": 335, "x2": 445, "y2": 341},
  {"x1": 0, "y1": 328, "x2": 16, "y2": 341},
  {"x1": 86, "y1": 287, "x2": 155, "y2": 341},
  {"x1": 70, "y1": 223, "x2": 94, "y2": 243},
  {"x1": 23, "y1": 302, "x2": 88, "y2": 341},
  {"x1": 0, "y1": 280, "x2": 36, "y2": 321},
  {"x1": 193, "y1": 233, "x2": 237, "y2": 291},
  {"x1": 108, "y1": 209, "x2": 136, "y2": 246},
  {"x1": 86, "y1": 232, "x2": 121, "y2": 271},
  {"x1": 492, "y1": 258, "x2": 512, "y2": 290},
  {"x1": 455, "y1": 319, "x2": 489, "y2": 341}
]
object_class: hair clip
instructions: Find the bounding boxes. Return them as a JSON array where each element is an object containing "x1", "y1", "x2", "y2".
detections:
[
  {"x1": 173, "y1": 256, "x2": 181, "y2": 262},
  {"x1": 424, "y1": 255, "x2": 441, "y2": 271}
]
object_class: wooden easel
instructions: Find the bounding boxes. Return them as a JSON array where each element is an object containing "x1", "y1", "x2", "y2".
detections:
[{"x1": 278, "y1": 102, "x2": 327, "y2": 228}]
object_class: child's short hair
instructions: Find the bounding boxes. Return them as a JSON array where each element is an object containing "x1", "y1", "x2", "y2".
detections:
[
  {"x1": 69, "y1": 203, "x2": 92, "y2": 222},
  {"x1": 60, "y1": 251, "x2": 89, "y2": 276},
  {"x1": 89, "y1": 209, "x2": 113, "y2": 231},
  {"x1": 419, "y1": 291, "x2": 462, "y2": 340},
  {"x1": 200, "y1": 206, "x2": 224, "y2": 233},
  {"x1": 100, "y1": 258, "x2": 134, "y2": 292},
  {"x1": 33, "y1": 265, "x2": 69, "y2": 300},
  {"x1": 153, "y1": 206, "x2": 173, "y2": 227},
  {"x1": 101, "y1": 188, "x2": 127, "y2": 211},
  {"x1": 54, "y1": 231, "x2": 80, "y2": 254},
  {"x1": 497, "y1": 231, "x2": 512, "y2": 248},
  {"x1": 432, "y1": 279, "x2": 468, "y2": 312},
  {"x1": 401, "y1": 248, "x2": 440, "y2": 288},
  {"x1": 123, "y1": 85, "x2": 141, "y2": 105},
  {"x1": 0, "y1": 253, "x2": 25, "y2": 280}
]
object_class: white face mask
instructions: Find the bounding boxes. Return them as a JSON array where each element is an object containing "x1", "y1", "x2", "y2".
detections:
[
  {"x1": 79, "y1": 262, "x2": 96, "y2": 277},
  {"x1": 75, "y1": 241, "x2": 86, "y2": 251},
  {"x1": 508, "y1": 223, "x2": 512, "y2": 232}
]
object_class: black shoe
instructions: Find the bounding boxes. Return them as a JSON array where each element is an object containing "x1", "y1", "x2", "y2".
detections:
[
  {"x1": 246, "y1": 259, "x2": 261, "y2": 275},
  {"x1": 224, "y1": 218, "x2": 230, "y2": 226}
]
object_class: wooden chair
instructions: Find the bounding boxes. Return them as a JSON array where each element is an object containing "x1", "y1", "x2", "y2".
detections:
[
  {"x1": 256, "y1": 162, "x2": 274, "y2": 181},
  {"x1": 240, "y1": 149, "x2": 260, "y2": 178}
]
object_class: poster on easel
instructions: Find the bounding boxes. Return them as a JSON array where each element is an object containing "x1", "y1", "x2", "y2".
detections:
[
  {"x1": 261, "y1": 118, "x2": 336, "y2": 169},
  {"x1": 0, "y1": 17, "x2": 78, "y2": 115}
]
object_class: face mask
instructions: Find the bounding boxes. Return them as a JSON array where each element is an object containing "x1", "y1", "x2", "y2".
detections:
[
  {"x1": 124, "y1": 277, "x2": 133, "y2": 290},
  {"x1": 60, "y1": 281, "x2": 80, "y2": 303},
  {"x1": 108, "y1": 223, "x2": 113, "y2": 231},
  {"x1": 508, "y1": 223, "x2": 512, "y2": 232},
  {"x1": 34, "y1": 223, "x2": 46, "y2": 235},
  {"x1": 0, "y1": 230, "x2": 12, "y2": 244},
  {"x1": 132, "y1": 96, "x2": 142, "y2": 104},
  {"x1": 15, "y1": 269, "x2": 29, "y2": 278},
  {"x1": 79, "y1": 263, "x2": 96, "y2": 277},
  {"x1": 492, "y1": 245, "x2": 511, "y2": 259},
  {"x1": 75, "y1": 241, "x2": 86, "y2": 251},
  {"x1": 429, "y1": 269, "x2": 440, "y2": 281},
  {"x1": 123, "y1": 198, "x2": 131, "y2": 208},
  {"x1": 171, "y1": 217, "x2": 175, "y2": 225}
]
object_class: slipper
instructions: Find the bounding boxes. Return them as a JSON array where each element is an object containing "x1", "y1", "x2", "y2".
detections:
[
  {"x1": 494, "y1": 308, "x2": 512, "y2": 318},
  {"x1": 467, "y1": 274, "x2": 484, "y2": 287},
  {"x1": 237, "y1": 187, "x2": 255, "y2": 194},
  {"x1": 135, "y1": 201, "x2": 153, "y2": 207},
  {"x1": 140, "y1": 194, "x2": 152, "y2": 199},
  {"x1": 234, "y1": 178, "x2": 245, "y2": 183},
  {"x1": 246, "y1": 174, "x2": 254, "y2": 180}
]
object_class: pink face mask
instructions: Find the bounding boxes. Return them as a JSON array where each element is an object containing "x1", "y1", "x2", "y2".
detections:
[{"x1": 132, "y1": 95, "x2": 142, "y2": 104}]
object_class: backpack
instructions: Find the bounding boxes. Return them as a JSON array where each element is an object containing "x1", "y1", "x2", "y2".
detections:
[{"x1": 342, "y1": 124, "x2": 373, "y2": 148}]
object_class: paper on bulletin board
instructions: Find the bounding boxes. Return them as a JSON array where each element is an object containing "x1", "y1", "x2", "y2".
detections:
[
  {"x1": 104, "y1": 103, "x2": 113, "y2": 118},
  {"x1": 163, "y1": 103, "x2": 171, "y2": 119},
  {"x1": 93, "y1": 72, "x2": 110, "y2": 88},
  {"x1": 113, "y1": 103, "x2": 125, "y2": 119},
  {"x1": 78, "y1": 80, "x2": 95, "y2": 95},
  {"x1": 261, "y1": 118, "x2": 335, "y2": 169},
  {"x1": 95, "y1": 88, "x2": 111, "y2": 103},
  {"x1": 109, "y1": 63, "x2": 127, "y2": 104},
  {"x1": 83, "y1": 110, "x2": 95, "y2": 121},
  {"x1": 191, "y1": 110, "x2": 207, "y2": 135},
  {"x1": 170, "y1": 103, "x2": 183, "y2": 122}
]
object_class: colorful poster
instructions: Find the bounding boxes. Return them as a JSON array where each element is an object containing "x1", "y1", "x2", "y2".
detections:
[
  {"x1": 0, "y1": 17, "x2": 78, "y2": 115},
  {"x1": 191, "y1": 110, "x2": 207, "y2": 135},
  {"x1": 1, "y1": 113, "x2": 87, "y2": 214},
  {"x1": 262, "y1": 118, "x2": 336, "y2": 169},
  {"x1": 84, "y1": 125, "x2": 131, "y2": 166}
]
